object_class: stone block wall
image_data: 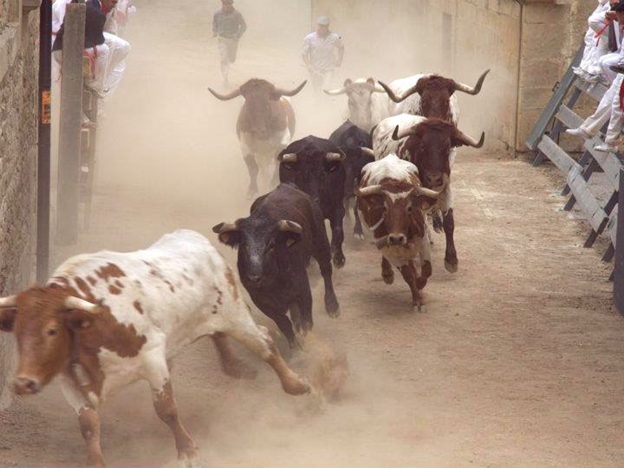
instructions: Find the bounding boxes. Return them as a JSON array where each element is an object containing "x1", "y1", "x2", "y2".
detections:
[{"x1": 0, "y1": 0, "x2": 39, "y2": 409}]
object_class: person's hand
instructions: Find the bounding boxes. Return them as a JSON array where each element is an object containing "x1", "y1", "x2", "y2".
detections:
[{"x1": 607, "y1": 11, "x2": 617, "y2": 21}]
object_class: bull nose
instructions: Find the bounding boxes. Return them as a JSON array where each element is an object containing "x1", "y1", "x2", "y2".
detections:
[
  {"x1": 13, "y1": 376, "x2": 42, "y2": 396},
  {"x1": 247, "y1": 274, "x2": 262, "y2": 284},
  {"x1": 388, "y1": 234, "x2": 407, "y2": 246}
]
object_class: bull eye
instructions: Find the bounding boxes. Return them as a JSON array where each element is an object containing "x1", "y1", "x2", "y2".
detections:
[
  {"x1": 283, "y1": 163, "x2": 294, "y2": 171},
  {"x1": 326, "y1": 163, "x2": 339, "y2": 173},
  {"x1": 47, "y1": 328, "x2": 58, "y2": 337},
  {"x1": 407, "y1": 204, "x2": 413, "y2": 213}
]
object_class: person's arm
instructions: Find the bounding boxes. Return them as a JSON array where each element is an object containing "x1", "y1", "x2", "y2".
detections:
[
  {"x1": 335, "y1": 37, "x2": 344, "y2": 67},
  {"x1": 302, "y1": 37, "x2": 312, "y2": 67},
  {"x1": 237, "y1": 12, "x2": 247, "y2": 39},
  {"x1": 213, "y1": 12, "x2": 219, "y2": 38}
]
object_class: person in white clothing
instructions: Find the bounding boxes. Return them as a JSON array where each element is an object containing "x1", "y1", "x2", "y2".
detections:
[
  {"x1": 567, "y1": 3, "x2": 624, "y2": 152},
  {"x1": 574, "y1": 0, "x2": 611, "y2": 82},
  {"x1": 302, "y1": 16, "x2": 344, "y2": 93}
]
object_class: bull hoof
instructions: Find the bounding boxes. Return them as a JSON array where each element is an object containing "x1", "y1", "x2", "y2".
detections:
[
  {"x1": 354, "y1": 232, "x2": 365, "y2": 240},
  {"x1": 178, "y1": 450, "x2": 204, "y2": 468},
  {"x1": 325, "y1": 295, "x2": 340, "y2": 318},
  {"x1": 246, "y1": 188, "x2": 258, "y2": 200},
  {"x1": 333, "y1": 253, "x2": 346, "y2": 269},
  {"x1": 283, "y1": 374, "x2": 311, "y2": 396},
  {"x1": 444, "y1": 260, "x2": 458, "y2": 274},
  {"x1": 432, "y1": 215, "x2": 443, "y2": 234},
  {"x1": 412, "y1": 303, "x2": 427, "y2": 313},
  {"x1": 382, "y1": 271, "x2": 394, "y2": 285},
  {"x1": 223, "y1": 358, "x2": 258, "y2": 380}
]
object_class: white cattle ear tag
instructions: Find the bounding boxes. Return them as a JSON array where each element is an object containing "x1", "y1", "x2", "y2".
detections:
[
  {"x1": 220, "y1": 233, "x2": 229, "y2": 243},
  {"x1": 286, "y1": 238, "x2": 296, "y2": 247}
]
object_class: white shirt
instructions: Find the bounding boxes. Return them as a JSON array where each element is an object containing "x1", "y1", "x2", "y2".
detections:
[
  {"x1": 52, "y1": 0, "x2": 72, "y2": 36},
  {"x1": 302, "y1": 31, "x2": 343, "y2": 72}
]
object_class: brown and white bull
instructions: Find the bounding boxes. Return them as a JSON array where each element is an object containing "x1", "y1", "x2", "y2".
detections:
[
  {"x1": 0, "y1": 230, "x2": 310, "y2": 468},
  {"x1": 209, "y1": 78, "x2": 307, "y2": 198},
  {"x1": 356, "y1": 155, "x2": 443, "y2": 312},
  {"x1": 372, "y1": 114, "x2": 485, "y2": 273}
]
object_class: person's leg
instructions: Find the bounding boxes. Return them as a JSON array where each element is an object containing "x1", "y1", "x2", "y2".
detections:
[
  {"x1": 600, "y1": 74, "x2": 624, "y2": 148},
  {"x1": 568, "y1": 77, "x2": 619, "y2": 138},
  {"x1": 600, "y1": 52, "x2": 621, "y2": 84},
  {"x1": 218, "y1": 37, "x2": 230, "y2": 84},
  {"x1": 84, "y1": 44, "x2": 110, "y2": 95}
]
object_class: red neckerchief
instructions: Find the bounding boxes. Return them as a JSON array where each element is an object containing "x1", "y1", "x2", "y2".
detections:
[{"x1": 597, "y1": 18, "x2": 610, "y2": 38}]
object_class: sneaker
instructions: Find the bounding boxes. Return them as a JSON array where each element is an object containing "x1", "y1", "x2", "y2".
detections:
[
  {"x1": 594, "y1": 142, "x2": 617, "y2": 152},
  {"x1": 565, "y1": 127, "x2": 591, "y2": 139}
]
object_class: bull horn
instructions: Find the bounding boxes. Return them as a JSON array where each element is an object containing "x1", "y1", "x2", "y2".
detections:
[
  {"x1": 454, "y1": 69, "x2": 490, "y2": 95},
  {"x1": 63, "y1": 296, "x2": 103, "y2": 315},
  {"x1": 0, "y1": 296, "x2": 17, "y2": 309},
  {"x1": 414, "y1": 184, "x2": 444, "y2": 199},
  {"x1": 207, "y1": 87, "x2": 242, "y2": 101},
  {"x1": 379, "y1": 81, "x2": 418, "y2": 104},
  {"x1": 355, "y1": 185, "x2": 383, "y2": 197},
  {"x1": 360, "y1": 147, "x2": 376, "y2": 158},
  {"x1": 326, "y1": 152, "x2": 346, "y2": 162},
  {"x1": 212, "y1": 220, "x2": 241, "y2": 234},
  {"x1": 278, "y1": 153, "x2": 298, "y2": 163},
  {"x1": 278, "y1": 220, "x2": 303, "y2": 234},
  {"x1": 275, "y1": 81, "x2": 307, "y2": 97},
  {"x1": 392, "y1": 125, "x2": 416, "y2": 141},
  {"x1": 323, "y1": 84, "x2": 348, "y2": 96},
  {"x1": 456, "y1": 130, "x2": 485, "y2": 148}
]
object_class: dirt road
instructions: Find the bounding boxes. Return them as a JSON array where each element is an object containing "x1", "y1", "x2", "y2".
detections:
[{"x1": 1, "y1": 1, "x2": 623, "y2": 467}]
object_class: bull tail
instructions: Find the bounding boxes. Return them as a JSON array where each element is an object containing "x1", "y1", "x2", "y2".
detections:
[{"x1": 283, "y1": 98, "x2": 297, "y2": 138}]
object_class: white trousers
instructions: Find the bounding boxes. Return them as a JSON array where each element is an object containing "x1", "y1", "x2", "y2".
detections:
[
  {"x1": 103, "y1": 32, "x2": 130, "y2": 98},
  {"x1": 600, "y1": 52, "x2": 622, "y2": 84},
  {"x1": 52, "y1": 44, "x2": 110, "y2": 94},
  {"x1": 581, "y1": 73, "x2": 624, "y2": 143}
]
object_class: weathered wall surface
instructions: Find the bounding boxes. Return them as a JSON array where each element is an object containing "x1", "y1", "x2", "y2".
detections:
[
  {"x1": 311, "y1": 0, "x2": 599, "y2": 153},
  {"x1": 0, "y1": 0, "x2": 39, "y2": 409}
]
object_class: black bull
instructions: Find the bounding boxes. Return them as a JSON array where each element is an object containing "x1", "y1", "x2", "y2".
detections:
[
  {"x1": 329, "y1": 121, "x2": 375, "y2": 239},
  {"x1": 278, "y1": 136, "x2": 348, "y2": 268},
  {"x1": 213, "y1": 183, "x2": 339, "y2": 348}
]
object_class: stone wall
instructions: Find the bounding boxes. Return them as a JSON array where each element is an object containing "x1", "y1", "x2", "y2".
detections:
[
  {"x1": 311, "y1": 0, "x2": 599, "y2": 153},
  {"x1": 0, "y1": 0, "x2": 39, "y2": 409}
]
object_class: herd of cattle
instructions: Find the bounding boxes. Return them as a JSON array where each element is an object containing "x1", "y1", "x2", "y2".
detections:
[{"x1": 0, "y1": 70, "x2": 489, "y2": 468}]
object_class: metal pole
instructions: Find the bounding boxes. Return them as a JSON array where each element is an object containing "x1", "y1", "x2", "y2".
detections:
[
  {"x1": 613, "y1": 168, "x2": 624, "y2": 315},
  {"x1": 37, "y1": 0, "x2": 52, "y2": 283},
  {"x1": 56, "y1": 3, "x2": 86, "y2": 245}
]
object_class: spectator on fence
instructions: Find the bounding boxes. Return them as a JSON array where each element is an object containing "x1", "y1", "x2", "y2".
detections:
[
  {"x1": 597, "y1": 1, "x2": 624, "y2": 84},
  {"x1": 101, "y1": 0, "x2": 131, "y2": 100},
  {"x1": 574, "y1": 0, "x2": 612, "y2": 83},
  {"x1": 566, "y1": 2, "x2": 624, "y2": 152},
  {"x1": 53, "y1": 0, "x2": 110, "y2": 103}
]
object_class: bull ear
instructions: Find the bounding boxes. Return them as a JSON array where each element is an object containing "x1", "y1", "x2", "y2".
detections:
[
  {"x1": 0, "y1": 309, "x2": 17, "y2": 332},
  {"x1": 413, "y1": 195, "x2": 437, "y2": 212},
  {"x1": 212, "y1": 222, "x2": 242, "y2": 248},
  {"x1": 344, "y1": 78, "x2": 353, "y2": 87},
  {"x1": 64, "y1": 310, "x2": 95, "y2": 331}
]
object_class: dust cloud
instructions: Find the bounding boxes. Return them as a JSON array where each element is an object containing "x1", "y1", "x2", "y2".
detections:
[{"x1": 44, "y1": 1, "x2": 506, "y2": 467}]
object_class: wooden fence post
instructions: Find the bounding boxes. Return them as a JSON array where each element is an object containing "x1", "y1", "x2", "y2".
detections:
[
  {"x1": 614, "y1": 169, "x2": 624, "y2": 316},
  {"x1": 56, "y1": 3, "x2": 86, "y2": 245}
]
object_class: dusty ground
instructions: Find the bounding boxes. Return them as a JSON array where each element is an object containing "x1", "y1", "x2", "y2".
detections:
[{"x1": 1, "y1": 0, "x2": 623, "y2": 467}]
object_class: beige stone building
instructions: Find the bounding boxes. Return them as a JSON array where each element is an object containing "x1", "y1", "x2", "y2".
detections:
[
  {"x1": 311, "y1": 0, "x2": 596, "y2": 153},
  {"x1": 0, "y1": 0, "x2": 40, "y2": 408}
]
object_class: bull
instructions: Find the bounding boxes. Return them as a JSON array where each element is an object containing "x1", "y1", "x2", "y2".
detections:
[
  {"x1": 328, "y1": 121, "x2": 375, "y2": 239},
  {"x1": 356, "y1": 155, "x2": 443, "y2": 312},
  {"x1": 0, "y1": 230, "x2": 310, "y2": 468},
  {"x1": 208, "y1": 78, "x2": 307, "y2": 198},
  {"x1": 278, "y1": 136, "x2": 348, "y2": 268},
  {"x1": 213, "y1": 183, "x2": 340, "y2": 349},
  {"x1": 373, "y1": 114, "x2": 485, "y2": 273},
  {"x1": 324, "y1": 78, "x2": 389, "y2": 132}
]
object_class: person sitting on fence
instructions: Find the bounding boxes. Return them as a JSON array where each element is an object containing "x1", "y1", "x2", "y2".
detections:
[
  {"x1": 574, "y1": 0, "x2": 613, "y2": 83},
  {"x1": 101, "y1": 0, "x2": 131, "y2": 100},
  {"x1": 597, "y1": 1, "x2": 624, "y2": 85},
  {"x1": 52, "y1": 0, "x2": 111, "y2": 103},
  {"x1": 566, "y1": 2, "x2": 624, "y2": 152}
]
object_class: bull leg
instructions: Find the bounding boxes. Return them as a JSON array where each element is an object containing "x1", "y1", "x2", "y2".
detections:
[
  {"x1": 353, "y1": 199, "x2": 365, "y2": 239},
  {"x1": 311, "y1": 215, "x2": 340, "y2": 317},
  {"x1": 432, "y1": 210, "x2": 443, "y2": 234},
  {"x1": 152, "y1": 381, "x2": 200, "y2": 467},
  {"x1": 344, "y1": 197, "x2": 352, "y2": 220},
  {"x1": 290, "y1": 304, "x2": 302, "y2": 333},
  {"x1": 211, "y1": 332, "x2": 257, "y2": 379},
  {"x1": 79, "y1": 408, "x2": 105, "y2": 468},
  {"x1": 266, "y1": 309, "x2": 300, "y2": 349},
  {"x1": 399, "y1": 261, "x2": 426, "y2": 312},
  {"x1": 297, "y1": 278, "x2": 314, "y2": 332},
  {"x1": 443, "y1": 208, "x2": 458, "y2": 273},
  {"x1": 381, "y1": 256, "x2": 394, "y2": 284},
  {"x1": 222, "y1": 308, "x2": 310, "y2": 395},
  {"x1": 244, "y1": 154, "x2": 259, "y2": 198},
  {"x1": 330, "y1": 209, "x2": 346, "y2": 269}
]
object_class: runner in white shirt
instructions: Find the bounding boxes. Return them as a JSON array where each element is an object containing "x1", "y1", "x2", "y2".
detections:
[{"x1": 302, "y1": 16, "x2": 344, "y2": 93}]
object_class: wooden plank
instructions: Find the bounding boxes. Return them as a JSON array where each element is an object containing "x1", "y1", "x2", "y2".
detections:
[
  {"x1": 583, "y1": 139, "x2": 623, "y2": 190},
  {"x1": 573, "y1": 79, "x2": 608, "y2": 102},
  {"x1": 537, "y1": 135, "x2": 582, "y2": 174},
  {"x1": 567, "y1": 168, "x2": 609, "y2": 232},
  {"x1": 607, "y1": 207, "x2": 618, "y2": 247},
  {"x1": 526, "y1": 44, "x2": 585, "y2": 151},
  {"x1": 555, "y1": 105, "x2": 583, "y2": 129}
]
